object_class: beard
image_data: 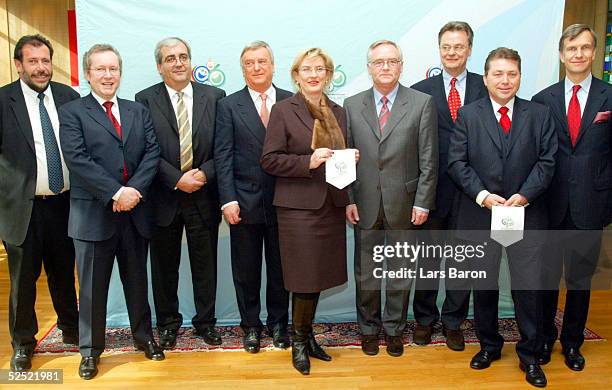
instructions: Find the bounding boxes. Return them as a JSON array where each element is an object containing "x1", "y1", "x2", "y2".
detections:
[{"x1": 22, "y1": 70, "x2": 52, "y2": 93}]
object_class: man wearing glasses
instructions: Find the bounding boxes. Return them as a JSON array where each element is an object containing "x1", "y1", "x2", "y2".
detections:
[
  {"x1": 345, "y1": 40, "x2": 438, "y2": 357},
  {"x1": 411, "y1": 21, "x2": 487, "y2": 351},
  {"x1": 214, "y1": 41, "x2": 291, "y2": 353},
  {"x1": 136, "y1": 37, "x2": 226, "y2": 349}
]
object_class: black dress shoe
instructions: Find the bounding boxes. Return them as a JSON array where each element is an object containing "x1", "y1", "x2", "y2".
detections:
[
  {"x1": 62, "y1": 331, "x2": 79, "y2": 346},
  {"x1": 308, "y1": 333, "x2": 331, "y2": 361},
  {"x1": 195, "y1": 327, "x2": 222, "y2": 346},
  {"x1": 243, "y1": 328, "x2": 261, "y2": 353},
  {"x1": 135, "y1": 340, "x2": 165, "y2": 361},
  {"x1": 537, "y1": 343, "x2": 553, "y2": 365},
  {"x1": 414, "y1": 324, "x2": 433, "y2": 345},
  {"x1": 470, "y1": 350, "x2": 501, "y2": 369},
  {"x1": 361, "y1": 334, "x2": 379, "y2": 356},
  {"x1": 159, "y1": 329, "x2": 178, "y2": 349},
  {"x1": 563, "y1": 347, "x2": 585, "y2": 371},
  {"x1": 443, "y1": 327, "x2": 465, "y2": 351},
  {"x1": 79, "y1": 356, "x2": 99, "y2": 380},
  {"x1": 10, "y1": 348, "x2": 33, "y2": 371},
  {"x1": 270, "y1": 325, "x2": 290, "y2": 349},
  {"x1": 385, "y1": 335, "x2": 404, "y2": 357},
  {"x1": 519, "y1": 362, "x2": 547, "y2": 387}
]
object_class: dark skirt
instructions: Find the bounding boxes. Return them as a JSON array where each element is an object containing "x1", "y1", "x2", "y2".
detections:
[{"x1": 276, "y1": 194, "x2": 348, "y2": 293}]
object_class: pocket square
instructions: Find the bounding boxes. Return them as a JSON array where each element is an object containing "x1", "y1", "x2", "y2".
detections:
[{"x1": 593, "y1": 111, "x2": 611, "y2": 123}]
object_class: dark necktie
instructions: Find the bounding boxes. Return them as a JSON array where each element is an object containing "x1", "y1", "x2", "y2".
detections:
[
  {"x1": 379, "y1": 96, "x2": 390, "y2": 133},
  {"x1": 567, "y1": 84, "x2": 581, "y2": 147},
  {"x1": 498, "y1": 106, "x2": 511, "y2": 134},
  {"x1": 38, "y1": 92, "x2": 64, "y2": 194},
  {"x1": 448, "y1": 77, "x2": 461, "y2": 122},
  {"x1": 102, "y1": 101, "x2": 128, "y2": 183}
]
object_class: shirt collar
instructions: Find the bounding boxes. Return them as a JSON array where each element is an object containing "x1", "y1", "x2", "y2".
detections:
[
  {"x1": 564, "y1": 73, "x2": 592, "y2": 95},
  {"x1": 248, "y1": 84, "x2": 276, "y2": 102},
  {"x1": 91, "y1": 91, "x2": 119, "y2": 108},
  {"x1": 166, "y1": 82, "x2": 193, "y2": 99},
  {"x1": 373, "y1": 83, "x2": 400, "y2": 105},
  {"x1": 20, "y1": 79, "x2": 52, "y2": 100},
  {"x1": 442, "y1": 68, "x2": 467, "y2": 86},
  {"x1": 490, "y1": 96, "x2": 515, "y2": 114}
]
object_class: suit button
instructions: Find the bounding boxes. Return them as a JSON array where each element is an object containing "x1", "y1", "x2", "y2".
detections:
[{"x1": 118, "y1": 144, "x2": 123, "y2": 150}]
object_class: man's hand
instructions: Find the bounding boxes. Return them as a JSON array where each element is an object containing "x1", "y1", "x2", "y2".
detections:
[
  {"x1": 193, "y1": 169, "x2": 207, "y2": 184},
  {"x1": 504, "y1": 193, "x2": 528, "y2": 207},
  {"x1": 411, "y1": 208, "x2": 429, "y2": 226},
  {"x1": 223, "y1": 204, "x2": 241, "y2": 225},
  {"x1": 483, "y1": 193, "x2": 507, "y2": 210},
  {"x1": 113, "y1": 187, "x2": 142, "y2": 212},
  {"x1": 354, "y1": 149, "x2": 360, "y2": 163},
  {"x1": 176, "y1": 168, "x2": 205, "y2": 193},
  {"x1": 309, "y1": 148, "x2": 333, "y2": 169},
  {"x1": 346, "y1": 204, "x2": 360, "y2": 225}
]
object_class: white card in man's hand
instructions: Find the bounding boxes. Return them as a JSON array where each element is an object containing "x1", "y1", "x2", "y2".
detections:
[
  {"x1": 490, "y1": 205, "x2": 525, "y2": 247},
  {"x1": 326, "y1": 149, "x2": 356, "y2": 189}
]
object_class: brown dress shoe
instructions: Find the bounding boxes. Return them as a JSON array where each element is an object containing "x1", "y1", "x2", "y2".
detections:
[
  {"x1": 361, "y1": 334, "x2": 379, "y2": 356},
  {"x1": 414, "y1": 324, "x2": 432, "y2": 345},
  {"x1": 385, "y1": 335, "x2": 404, "y2": 357},
  {"x1": 443, "y1": 327, "x2": 465, "y2": 351}
]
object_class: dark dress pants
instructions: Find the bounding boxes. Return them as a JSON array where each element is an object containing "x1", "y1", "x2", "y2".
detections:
[
  {"x1": 74, "y1": 214, "x2": 153, "y2": 358},
  {"x1": 5, "y1": 193, "x2": 78, "y2": 351},
  {"x1": 150, "y1": 195, "x2": 218, "y2": 331},
  {"x1": 229, "y1": 222, "x2": 288, "y2": 331}
]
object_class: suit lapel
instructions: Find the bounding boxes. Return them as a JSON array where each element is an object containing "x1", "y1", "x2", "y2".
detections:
[
  {"x1": 360, "y1": 89, "x2": 380, "y2": 140},
  {"x1": 152, "y1": 83, "x2": 178, "y2": 134},
  {"x1": 433, "y1": 75, "x2": 453, "y2": 128},
  {"x1": 577, "y1": 78, "x2": 608, "y2": 146},
  {"x1": 191, "y1": 82, "x2": 209, "y2": 137},
  {"x1": 84, "y1": 94, "x2": 121, "y2": 141},
  {"x1": 465, "y1": 72, "x2": 483, "y2": 104},
  {"x1": 380, "y1": 85, "x2": 410, "y2": 143},
  {"x1": 8, "y1": 81, "x2": 36, "y2": 154},
  {"x1": 292, "y1": 93, "x2": 314, "y2": 131},
  {"x1": 507, "y1": 97, "x2": 527, "y2": 154},
  {"x1": 479, "y1": 98, "x2": 503, "y2": 152},
  {"x1": 548, "y1": 81, "x2": 569, "y2": 139},
  {"x1": 237, "y1": 87, "x2": 266, "y2": 145},
  {"x1": 117, "y1": 98, "x2": 133, "y2": 143}
]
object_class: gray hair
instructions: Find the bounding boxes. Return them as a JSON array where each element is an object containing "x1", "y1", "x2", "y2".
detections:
[
  {"x1": 559, "y1": 24, "x2": 597, "y2": 51},
  {"x1": 366, "y1": 39, "x2": 403, "y2": 63},
  {"x1": 240, "y1": 40, "x2": 274, "y2": 67},
  {"x1": 82, "y1": 43, "x2": 122, "y2": 73},
  {"x1": 154, "y1": 37, "x2": 192, "y2": 65}
]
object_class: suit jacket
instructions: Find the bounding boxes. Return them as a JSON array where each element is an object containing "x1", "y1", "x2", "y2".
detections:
[
  {"x1": 59, "y1": 93, "x2": 160, "y2": 241},
  {"x1": 261, "y1": 93, "x2": 349, "y2": 209},
  {"x1": 135, "y1": 81, "x2": 226, "y2": 227},
  {"x1": 0, "y1": 80, "x2": 79, "y2": 245},
  {"x1": 344, "y1": 84, "x2": 438, "y2": 229},
  {"x1": 411, "y1": 72, "x2": 487, "y2": 219},
  {"x1": 214, "y1": 85, "x2": 292, "y2": 224},
  {"x1": 447, "y1": 96, "x2": 557, "y2": 235},
  {"x1": 532, "y1": 77, "x2": 612, "y2": 229}
]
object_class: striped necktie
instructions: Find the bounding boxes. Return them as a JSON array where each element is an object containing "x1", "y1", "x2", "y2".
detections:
[{"x1": 176, "y1": 91, "x2": 193, "y2": 172}]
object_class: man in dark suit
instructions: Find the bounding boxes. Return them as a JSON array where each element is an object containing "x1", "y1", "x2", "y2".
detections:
[
  {"x1": 411, "y1": 21, "x2": 487, "y2": 350},
  {"x1": 135, "y1": 37, "x2": 226, "y2": 349},
  {"x1": 532, "y1": 24, "x2": 612, "y2": 371},
  {"x1": 448, "y1": 47, "x2": 556, "y2": 387},
  {"x1": 59, "y1": 44, "x2": 163, "y2": 380},
  {"x1": 0, "y1": 34, "x2": 79, "y2": 371},
  {"x1": 214, "y1": 41, "x2": 291, "y2": 353},
  {"x1": 345, "y1": 40, "x2": 438, "y2": 357}
]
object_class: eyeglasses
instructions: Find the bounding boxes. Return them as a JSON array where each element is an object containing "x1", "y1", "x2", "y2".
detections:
[
  {"x1": 299, "y1": 66, "x2": 328, "y2": 75},
  {"x1": 440, "y1": 45, "x2": 468, "y2": 54},
  {"x1": 90, "y1": 66, "x2": 120, "y2": 76},
  {"x1": 164, "y1": 54, "x2": 190, "y2": 65},
  {"x1": 243, "y1": 59, "x2": 270, "y2": 69},
  {"x1": 368, "y1": 59, "x2": 402, "y2": 68}
]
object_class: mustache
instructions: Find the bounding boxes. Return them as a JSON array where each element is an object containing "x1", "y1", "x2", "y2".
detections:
[{"x1": 30, "y1": 71, "x2": 51, "y2": 78}]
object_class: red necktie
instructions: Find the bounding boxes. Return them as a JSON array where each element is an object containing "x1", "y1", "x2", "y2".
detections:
[
  {"x1": 567, "y1": 84, "x2": 581, "y2": 147},
  {"x1": 448, "y1": 77, "x2": 461, "y2": 122},
  {"x1": 498, "y1": 106, "x2": 511, "y2": 134},
  {"x1": 379, "y1": 96, "x2": 390, "y2": 133},
  {"x1": 103, "y1": 101, "x2": 128, "y2": 183}
]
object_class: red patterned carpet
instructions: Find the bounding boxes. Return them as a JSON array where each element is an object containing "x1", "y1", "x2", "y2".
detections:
[{"x1": 35, "y1": 310, "x2": 603, "y2": 354}]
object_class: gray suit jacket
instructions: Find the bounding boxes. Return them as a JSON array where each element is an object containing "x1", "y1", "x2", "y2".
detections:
[{"x1": 345, "y1": 84, "x2": 438, "y2": 229}]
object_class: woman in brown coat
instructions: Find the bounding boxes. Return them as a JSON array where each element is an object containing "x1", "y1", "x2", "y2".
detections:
[{"x1": 261, "y1": 48, "x2": 354, "y2": 375}]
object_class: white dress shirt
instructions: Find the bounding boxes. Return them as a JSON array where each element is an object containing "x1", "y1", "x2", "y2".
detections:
[
  {"x1": 166, "y1": 82, "x2": 194, "y2": 128},
  {"x1": 564, "y1": 74, "x2": 591, "y2": 114},
  {"x1": 20, "y1": 80, "x2": 70, "y2": 195},
  {"x1": 373, "y1": 83, "x2": 399, "y2": 116},
  {"x1": 442, "y1": 68, "x2": 467, "y2": 105}
]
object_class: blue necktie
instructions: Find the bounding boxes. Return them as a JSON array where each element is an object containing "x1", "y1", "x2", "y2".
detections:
[{"x1": 38, "y1": 92, "x2": 64, "y2": 194}]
